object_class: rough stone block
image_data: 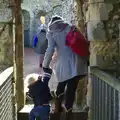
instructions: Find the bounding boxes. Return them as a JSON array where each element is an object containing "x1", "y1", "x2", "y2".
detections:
[
  {"x1": 105, "y1": 0, "x2": 118, "y2": 4},
  {"x1": 89, "y1": 0, "x2": 104, "y2": 2},
  {"x1": 90, "y1": 54, "x2": 103, "y2": 67},
  {"x1": 87, "y1": 3, "x2": 113, "y2": 21},
  {"x1": 90, "y1": 41, "x2": 118, "y2": 70},
  {"x1": 76, "y1": 77, "x2": 88, "y2": 105},
  {"x1": 0, "y1": 0, "x2": 12, "y2": 22},
  {"x1": 87, "y1": 21, "x2": 106, "y2": 41},
  {"x1": 0, "y1": 24, "x2": 13, "y2": 66}
]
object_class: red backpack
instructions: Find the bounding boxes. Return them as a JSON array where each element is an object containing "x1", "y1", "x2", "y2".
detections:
[{"x1": 66, "y1": 26, "x2": 89, "y2": 57}]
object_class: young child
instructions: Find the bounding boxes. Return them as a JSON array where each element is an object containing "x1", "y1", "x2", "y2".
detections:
[{"x1": 27, "y1": 68, "x2": 53, "y2": 120}]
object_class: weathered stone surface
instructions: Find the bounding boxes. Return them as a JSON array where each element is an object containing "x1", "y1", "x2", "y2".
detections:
[
  {"x1": 0, "y1": 0, "x2": 13, "y2": 71},
  {"x1": 75, "y1": 0, "x2": 84, "y2": 32},
  {"x1": 21, "y1": 0, "x2": 63, "y2": 46},
  {"x1": 61, "y1": 0, "x2": 76, "y2": 24},
  {"x1": 84, "y1": 0, "x2": 120, "y2": 119},
  {"x1": 0, "y1": 0, "x2": 12, "y2": 22},
  {"x1": 105, "y1": 0, "x2": 118, "y2": 4},
  {"x1": 21, "y1": 0, "x2": 77, "y2": 46},
  {"x1": 87, "y1": 21, "x2": 106, "y2": 41},
  {"x1": 14, "y1": 0, "x2": 25, "y2": 109},
  {"x1": 86, "y1": 3, "x2": 113, "y2": 21},
  {"x1": 90, "y1": 40, "x2": 118, "y2": 68},
  {"x1": 22, "y1": 10, "x2": 30, "y2": 30},
  {"x1": 76, "y1": 77, "x2": 88, "y2": 106},
  {"x1": 83, "y1": 0, "x2": 120, "y2": 70}
]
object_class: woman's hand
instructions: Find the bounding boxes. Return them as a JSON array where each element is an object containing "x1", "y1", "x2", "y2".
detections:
[{"x1": 43, "y1": 67, "x2": 52, "y2": 74}]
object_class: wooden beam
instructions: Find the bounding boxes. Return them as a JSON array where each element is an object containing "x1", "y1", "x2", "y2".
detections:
[
  {"x1": 14, "y1": 0, "x2": 25, "y2": 110},
  {"x1": 75, "y1": 0, "x2": 85, "y2": 33}
]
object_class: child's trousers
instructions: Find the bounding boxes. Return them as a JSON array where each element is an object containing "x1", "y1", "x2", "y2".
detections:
[{"x1": 29, "y1": 105, "x2": 50, "y2": 120}]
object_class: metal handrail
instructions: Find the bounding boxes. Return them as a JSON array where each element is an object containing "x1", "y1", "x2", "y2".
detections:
[
  {"x1": 90, "y1": 67, "x2": 120, "y2": 92},
  {"x1": 88, "y1": 67, "x2": 120, "y2": 120},
  {"x1": 0, "y1": 67, "x2": 17, "y2": 120},
  {"x1": 0, "y1": 67, "x2": 13, "y2": 86}
]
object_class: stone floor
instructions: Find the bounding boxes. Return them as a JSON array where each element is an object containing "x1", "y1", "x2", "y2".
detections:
[{"x1": 24, "y1": 47, "x2": 43, "y2": 78}]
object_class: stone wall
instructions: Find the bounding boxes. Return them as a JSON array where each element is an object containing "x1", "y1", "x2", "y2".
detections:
[
  {"x1": 22, "y1": 10, "x2": 30, "y2": 30},
  {"x1": 82, "y1": 0, "x2": 120, "y2": 119},
  {"x1": 45, "y1": 4, "x2": 62, "y2": 25},
  {"x1": 21, "y1": 0, "x2": 77, "y2": 46},
  {"x1": 61, "y1": 0, "x2": 77, "y2": 25},
  {"x1": 0, "y1": 0, "x2": 13, "y2": 71},
  {"x1": 21, "y1": 0, "x2": 62, "y2": 46},
  {"x1": 45, "y1": 0, "x2": 77, "y2": 25},
  {"x1": 83, "y1": 1, "x2": 120, "y2": 71}
]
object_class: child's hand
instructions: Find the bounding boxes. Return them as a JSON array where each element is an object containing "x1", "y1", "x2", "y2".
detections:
[
  {"x1": 38, "y1": 76, "x2": 42, "y2": 80},
  {"x1": 26, "y1": 92, "x2": 33, "y2": 100}
]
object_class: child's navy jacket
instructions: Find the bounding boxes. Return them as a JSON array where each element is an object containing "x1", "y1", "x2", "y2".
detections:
[{"x1": 28, "y1": 72, "x2": 52, "y2": 106}]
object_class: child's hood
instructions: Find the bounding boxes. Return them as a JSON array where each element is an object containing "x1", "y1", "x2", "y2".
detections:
[{"x1": 28, "y1": 80, "x2": 44, "y2": 95}]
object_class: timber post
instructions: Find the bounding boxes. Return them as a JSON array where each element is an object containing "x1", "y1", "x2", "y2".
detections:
[{"x1": 14, "y1": 0, "x2": 25, "y2": 110}]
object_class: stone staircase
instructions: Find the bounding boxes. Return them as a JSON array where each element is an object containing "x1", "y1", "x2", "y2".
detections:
[{"x1": 18, "y1": 104, "x2": 88, "y2": 120}]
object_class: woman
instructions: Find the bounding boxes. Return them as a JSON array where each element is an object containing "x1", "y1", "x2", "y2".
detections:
[{"x1": 43, "y1": 15, "x2": 88, "y2": 120}]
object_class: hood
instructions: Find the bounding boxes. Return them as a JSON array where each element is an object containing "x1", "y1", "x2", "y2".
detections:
[{"x1": 48, "y1": 19, "x2": 69, "y2": 32}]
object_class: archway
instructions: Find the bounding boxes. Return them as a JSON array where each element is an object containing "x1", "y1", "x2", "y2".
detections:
[
  {"x1": 14, "y1": 0, "x2": 89, "y2": 112},
  {"x1": 22, "y1": 10, "x2": 30, "y2": 47},
  {"x1": 23, "y1": 10, "x2": 47, "y2": 77}
]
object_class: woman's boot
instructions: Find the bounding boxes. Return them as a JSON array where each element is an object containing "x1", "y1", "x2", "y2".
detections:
[
  {"x1": 52, "y1": 98, "x2": 63, "y2": 120},
  {"x1": 64, "y1": 110, "x2": 72, "y2": 120},
  {"x1": 54, "y1": 98, "x2": 63, "y2": 113}
]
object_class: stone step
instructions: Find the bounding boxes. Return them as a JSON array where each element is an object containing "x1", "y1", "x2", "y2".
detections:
[{"x1": 18, "y1": 104, "x2": 88, "y2": 120}]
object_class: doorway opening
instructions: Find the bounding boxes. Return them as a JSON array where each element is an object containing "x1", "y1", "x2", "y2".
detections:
[
  {"x1": 15, "y1": 0, "x2": 88, "y2": 112},
  {"x1": 23, "y1": 10, "x2": 47, "y2": 79},
  {"x1": 22, "y1": 10, "x2": 30, "y2": 47}
]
